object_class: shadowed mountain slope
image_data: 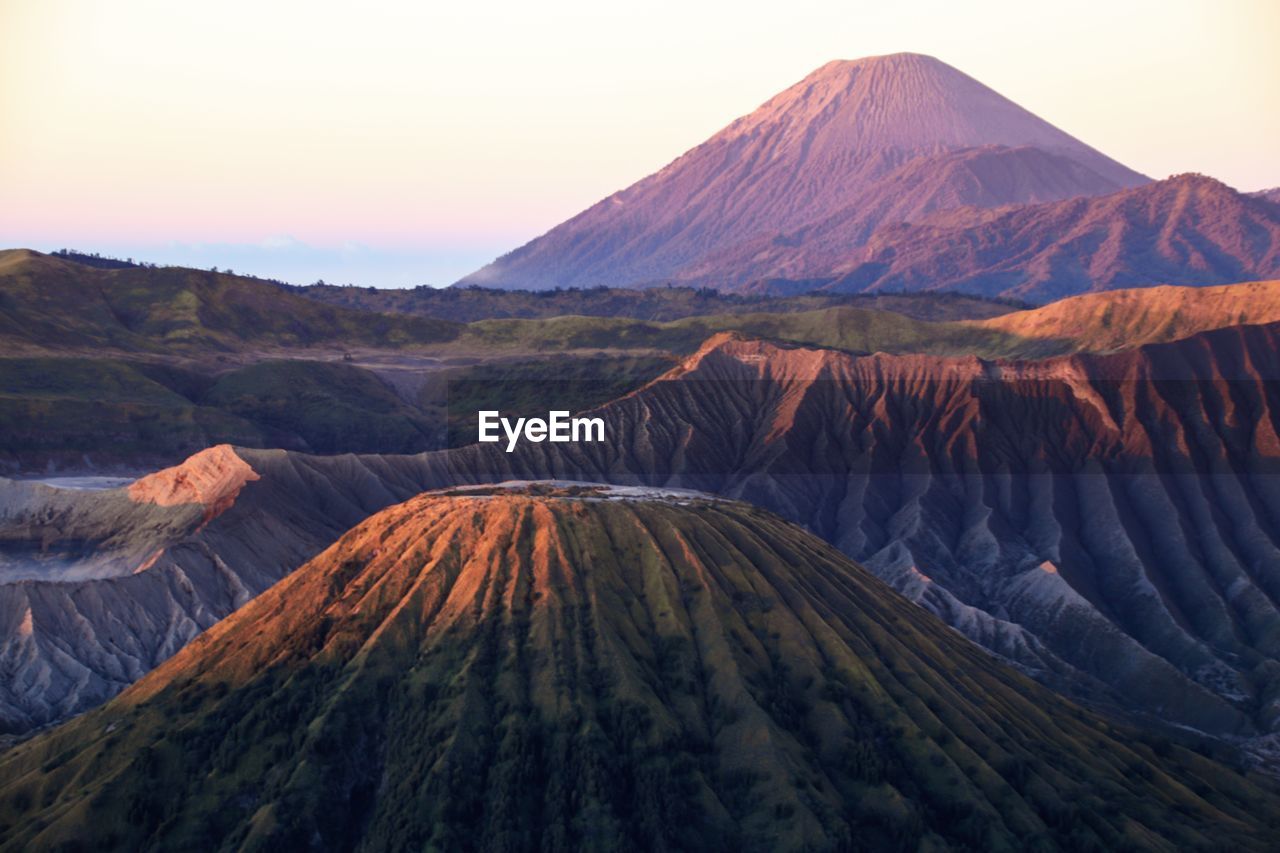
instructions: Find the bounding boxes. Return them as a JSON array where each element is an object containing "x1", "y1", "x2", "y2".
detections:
[
  {"x1": 0, "y1": 446, "x2": 443, "y2": 733},
  {"x1": 678, "y1": 144, "x2": 1136, "y2": 286},
  {"x1": 459, "y1": 53, "x2": 1145, "y2": 291},
  {"x1": 817, "y1": 174, "x2": 1280, "y2": 301},
  {"x1": 2, "y1": 488, "x2": 1277, "y2": 851}
]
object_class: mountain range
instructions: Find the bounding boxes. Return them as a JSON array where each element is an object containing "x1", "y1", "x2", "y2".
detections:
[
  {"x1": 458, "y1": 56, "x2": 1280, "y2": 301},
  {"x1": 813, "y1": 173, "x2": 1280, "y2": 300},
  {"x1": 3, "y1": 47, "x2": 1280, "y2": 851},
  {"x1": 3, "y1": 487, "x2": 1278, "y2": 850}
]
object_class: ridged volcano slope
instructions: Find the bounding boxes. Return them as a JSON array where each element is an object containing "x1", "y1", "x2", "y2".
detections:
[
  {"x1": 438, "y1": 328, "x2": 1280, "y2": 737},
  {"x1": 459, "y1": 53, "x2": 1143, "y2": 291},
  {"x1": 8, "y1": 319, "x2": 1280, "y2": 744},
  {"x1": 1, "y1": 487, "x2": 1276, "y2": 851},
  {"x1": 0, "y1": 446, "x2": 441, "y2": 734}
]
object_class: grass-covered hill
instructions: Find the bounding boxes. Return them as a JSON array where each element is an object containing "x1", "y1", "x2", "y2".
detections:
[
  {"x1": 0, "y1": 249, "x2": 459, "y2": 353},
  {"x1": 0, "y1": 249, "x2": 1033, "y2": 469},
  {"x1": 1, "y1": 487, "x2": 1276, "y2": 851},
  {"x1": 290, "y1": 279, "x2": 1027, "y2": 323},
  {"x1": 0, "y1": 249, "x2": 1029, "y2": 359},
  {"x1": 454, "y1": 305, "x2": 1029, "y2": 357}
]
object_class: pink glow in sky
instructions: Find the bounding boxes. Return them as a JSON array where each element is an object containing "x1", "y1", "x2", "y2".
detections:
[{"x1": 2, "y1": 0, "x2": 1277, "y2": 286}]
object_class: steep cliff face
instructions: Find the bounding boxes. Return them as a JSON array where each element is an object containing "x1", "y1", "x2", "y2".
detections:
[{"x1": 3, "y1": 488, "x2": 1276, "y2": 851}]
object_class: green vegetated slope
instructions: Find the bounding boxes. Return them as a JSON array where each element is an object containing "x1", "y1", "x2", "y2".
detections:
[
  {"x1": 416, "y1": 354, "x2": 673, "y2": 448},
  {"x1": 0, "y1": 358, "x2": 436, "y2": 461},
  {"x1": 0, "y1": 249, "x2": 1038, "y2": 468},
  {"x1": 457, "y1": 305, "x2": 1034, "y2": 357},
  {"x1": 291, "y1": 280, "x2": 1026, "y2": 323},
  {"x1": 0, "y1": 249, "x2": 1033, "y2": 359},
  {"x1": 200, "y1": 360, "x2": 437, "y2": 454},
  {"x1": 0, "y1": 358, "x2": 268, "y2": 463},
  {"x1": 0, "y1": 489, "x2": 1275, "y2": 851},
  {"x1": 8, "y1": 249, "x2": 1280, "y2": 362},
  {"x1": 0, "y1": 250, "x2": 459, "y2": 353},
  {"x1": 0, "y1": 354, "x2": 676, "y2": 466},
  {"x1": 10, "y1": 248, "x2": 1280, "y2": 469}
]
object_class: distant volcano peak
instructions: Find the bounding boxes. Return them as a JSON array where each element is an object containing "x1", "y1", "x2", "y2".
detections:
[
  {"x1": 699, "y1": 51, "x2": 1137, "y2": 175},
  {"x1": 459, "y1": 54, "x2": 1148, "y2": 291}
]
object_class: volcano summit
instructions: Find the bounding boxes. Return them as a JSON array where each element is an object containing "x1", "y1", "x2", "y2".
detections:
[{"x1": 459, "y1": 53, "x2": 1147, "y2": 292}]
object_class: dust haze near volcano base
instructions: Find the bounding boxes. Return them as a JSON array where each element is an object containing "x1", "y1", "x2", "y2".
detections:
[{"x1": 2, "y1": 489, "x2": 1277, "y2": 851}]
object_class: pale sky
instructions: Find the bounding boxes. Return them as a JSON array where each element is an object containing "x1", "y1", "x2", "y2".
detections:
[{"x1": 2, "y1": 0, "x2": 1277, "y2": 286}]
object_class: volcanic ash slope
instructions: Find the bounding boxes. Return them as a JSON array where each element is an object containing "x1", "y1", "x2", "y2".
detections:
[{"x1": 1, "y1": 487, "x2": 1277, "y2": 851}]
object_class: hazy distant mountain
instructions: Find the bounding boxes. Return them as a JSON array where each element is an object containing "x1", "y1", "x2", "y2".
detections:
[
  {"x1": 817, "y1": 173, "x2": 1280, "y2": 301},
  {"x1": 677, "y1": 144, "x2": 1132, "y2": 285},
  {"x1": 1253, "y1": 186, "x2": 1280, "y2": 204},
  {"x1": 5, "y1": 487, "x2": 1278, "y2": 851},
  {"x1": 459, "y1": 53, "x2": 1147, "y2": 291}
]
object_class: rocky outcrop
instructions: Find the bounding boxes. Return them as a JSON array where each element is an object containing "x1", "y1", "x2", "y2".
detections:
[{"x1": 126, "y1": 445, "x2": 260, "y2": 524}]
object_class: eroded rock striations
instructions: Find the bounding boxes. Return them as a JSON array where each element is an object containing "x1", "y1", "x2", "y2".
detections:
[
  {"x1": 2, "y1": 488, "x2": 1277, "y2": 851},
  {"x1": 0, "y1": 447, "x2": 440, "y2": 733},
  {"x1": 6, "y1": 322, "x2": 1280, "y2": 746},
  {"x1": 437, "y1": 328, "x2": 1280, "y2": 738}
]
